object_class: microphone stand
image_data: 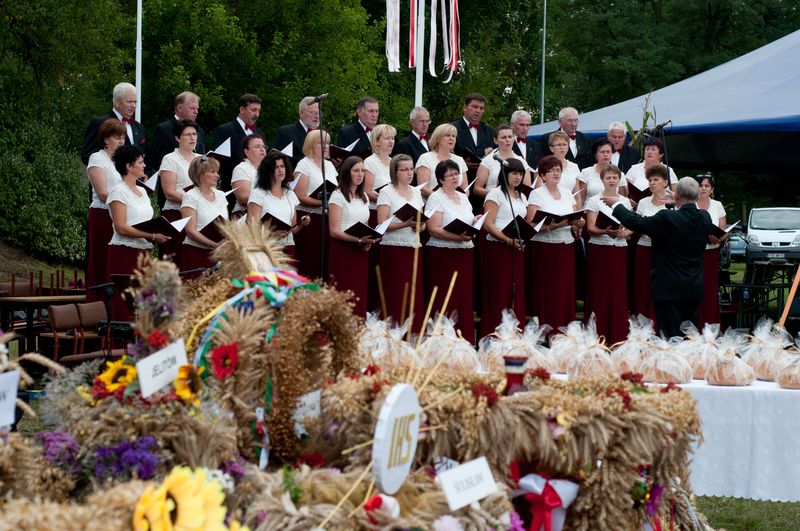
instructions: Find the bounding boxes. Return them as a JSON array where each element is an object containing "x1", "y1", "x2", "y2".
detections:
[
  {"x1": 317, "y1": 98, "x2": 330, "y2": 280},
  {"x1": 496, "y1": 155, "x2": 522, "y2": 313}
]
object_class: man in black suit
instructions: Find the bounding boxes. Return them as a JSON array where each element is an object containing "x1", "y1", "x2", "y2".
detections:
[
  {"x1": 81, "y1": 82, "x2": 145, "y2": 164},
  {"x1": 608, "y1": 121, "x2": 640, "y2": 173},
  {"x1": 337, "y1": 96, "x2": 379, "y2": 156},
  {"x1": 607, "y1": 173, "x2": 713, "y2": 337},
  {"x1": 148, "y1": 92, "x2": 207, "y2": 171},
  {"x1": 212, "y1": 94, "x2": 265, "y2": 192},
  {"x1": 540, "y1": 106, "x2": 592, "y2": 169},
  {"x1": 510, "y1": 110, "x2": 542, "y2": 169},
  {"x1": 450, "y1": 92, "x2": 495, "y2": 158},
  {"x1": 393, "y1": 106, "x2": 430, "y2": 165},
  {"x1": 273, "y1": 96, "x2": 319, "y2": 168}
]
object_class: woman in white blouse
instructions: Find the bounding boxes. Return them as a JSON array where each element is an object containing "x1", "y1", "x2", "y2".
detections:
[
  {"x1": 248, "y1": 151, "x2": 310, "y2": 259},
  {"x1": 625, "y1": 137, "x2": 678, "y2": 192},
  {"x1": 632, "y1": 164, "x2": 671, "y2": 325},
  {"x1": 86, "y1": 119, "x2": 125, "y2": 300},
  {"x1": 107, "y1": 145, "x2": 170, "y2": 320},
  {"x1": 231, "y1": 135, "x2": 267, "y2": 218},
  {"x1": 159, "y1": 119, "x2": 202, "y2": 263},
  {"x1": 473, "y1": 124, "x2": 532, "y2": 201},
  {"x1": 293, "y1": 129, "x2": 338, "y2": 278},
  {"x1": 525, "y1": 155, "x2": 585, "y2": 332},
  {"x1": 584, "y1": 164, "x2": 633, "y2": 344},
  {"x1": 328, "y1": 156, "x2": 379, "y2": 317},
  {"x1": 415, "y1": 124, "x2": 469, "y2": 198},
  {"x1": 579, "y1": 138, "x2": 627, "y2": 205},
  {"x1": 480, "y1": 158, "x2": 528, "y2": 336},
  {"x1": 697, "y1": 174, "x2": 727, "y2": 327},
  {"x1": 376, "y1": 154, "x2": 426, "y2": 329},
  {"x1": 364, "y1": 124, "x2": 396, "y2": 211},
  {"x1": 544, "y1": 131, "x2": 582, "y2": 204},
  {"x1": 180, "y1": 156, "x2": 229, "y2": 274},
  {"x1": 425, "y1": 159, "x2": 478, "y2": 344}
]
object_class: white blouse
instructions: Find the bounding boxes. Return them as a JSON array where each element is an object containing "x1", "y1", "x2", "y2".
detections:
[
  {"x1": 181, "y1": 187, "x2": 229, "y2": 249},
  {"x1": 579, "y1": 165, "x2": 627, "y2": 201},
  {"x1": 559, "y1": 160, "x2": 582, "y2": 194},
  {"x1": 702, "y1": 198, "x2": 727, "y2": 250},
  {"x1": 376, "y1": 185, "x2": 424, "y2": 248},
  {"x1": 585, "y1": 195, "x2": 631, "y2": 247},
  {"x1": 528, "y1": 186, "x2": 576, "y2": 245},
  {"x1": 87, "y1": 150, "x2": 122, "y2": 210},
  {"x1": 231, "y1": 159, "x2": 259, "y2": 213},
  {"x1": 634, "y1": 196, "x2": 667, "y2": 247},
  {"x1": 415, "y1": 152, "x2": 468, "y2": 189},
  {"x1": 485, "y1": 187, "x2": 528, "y2": 243},
  {"x1": 626, "y1": 162, "x2": 678, "y2": 190},
  {"x1": 106, "y1": 183, "x2": 154, "y2": 249},
  {"x1": 329, "y1": 189, "x2": 370, "y2": 231},
  {"x1": 479, "y1": 150, "x2": 531, "y2": 190},
  {"x1": 249, "y1": 188, "x2": 299, "y2": 246},
  {"x1": 295, "y1": 157, "x2": 338, "y2": 215},
  {"x1": 160, "y1": 150, "x2": 200, "y2": 211},
  {"x1": 424, "y1": 189, "x2": 474, "y2": 249},
  {"x1": 364, "y1": 154, "x2": 391, "y2": 209}
]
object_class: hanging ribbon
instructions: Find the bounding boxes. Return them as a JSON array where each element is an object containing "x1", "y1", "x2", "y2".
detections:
[
  {"x1": 386, "y1": 0, "x2": 400, "y2": 72},
  {"x1": 444, "y1": 0, "x2": 460, "y2": 82},
  {"x1": 409, "y1": 0, "x2": 417, "y2": 67},
  {"x1": 525, "y1": 482, "x2": 562, "y2": 531},
  {"x1": 428, "y1": 0, "x2": 439, "y2": 77}
]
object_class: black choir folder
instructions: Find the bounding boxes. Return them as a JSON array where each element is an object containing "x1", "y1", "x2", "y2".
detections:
[
  {"x1": 710, "y1": 220, "x2": 740, "y2": 239},
  {"x1": 455, "y1": 147, "x2": 482, "y2": 165},
  {"x1": 594, "y1": 210, "x2": 621, "y2": 231},
  {"x1": 393, "y1": 203, "x2": 428, "y2": 223},
  {"x1": 443, "y1": 215, "x2": 486, "y2": 238},
  {"x1": 530, "y1": 208, "x2": 586, "y2": 225},
  {"x1": 329, "y1": 144, "x2": 373, "y2": 162},
  {"x1": 199, "y1": 216, "x2": 226, "y2": 243},
  {"x1": 626, "y1": 178, "x2": 651, "y2": 203},
  {"x1": 261, "y1": 212, "x2": 293, "y2": 232},
  {"x1": 310, "y1": 178, "x2": 338, "y2": 198},
  {"x1": 132, "y1": 216, "x2": 189, "y2": 239},
  {"x1": 502, "y1": 215, "x2": 539, "y2": 240}
]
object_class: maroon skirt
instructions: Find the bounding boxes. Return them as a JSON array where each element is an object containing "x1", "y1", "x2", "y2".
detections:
[
  {"x1": 379, "y1": 244, "x2": 425, "y2": 332},
  {"x1": 633, "y1": 245, "x2": 657, "y2": 326},
  {"x1": 367, "y1": 209, "x2": 381, "y2": 313},
  {"x1": 293, "y1": 212, "x2": 326, "y2": 280},
  {"x1": 160, "y1": 209, "x2": 183, "y2": 266},
  {"x1": 328, "y1": 238, "x2": 369, "y2": 317},
  {"x1": 106, "y1": 245, "x2": 149, "y2": 322},
  {"x1": 86, "y1": 207, "x2": 113, "y2": 302},
  {"x1": 181, "y1": 244, "x2": 216, "y2": 278},
  {"x1": 480, "y1": 239, "x2": 526, "y2": 338},
  {"x1": 585, "y1": 243, "x2": 629, "y2": 345},
  {"x1": 283, "y1": 245, "x2": 296, "y2": 263},
  {"x1": 529, "y1": 241, "x2": 576, "y2": 333},
  {"x1": 424, "y1": 246, "x2": 475, "y2": 344},
  {"x1": 699, "y1": 248, "x2": 720, "y2": 327}
]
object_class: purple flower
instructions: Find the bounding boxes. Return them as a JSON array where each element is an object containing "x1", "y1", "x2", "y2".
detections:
[
  {"x1": 509, "y1": 510, "x2": 525, "y2": 531},
  {"x1": 94, "y1": 436, "x2": 161, "y2": 481},
  {"x1": 36, "y1": 431, "x2": 80, "y2": 474},
  {"x1": 221, "y1": 456, "x2": 248, "y2": 482},
  {"x1": 645, "y1": 484, "x2": 665, "y2": 516}
]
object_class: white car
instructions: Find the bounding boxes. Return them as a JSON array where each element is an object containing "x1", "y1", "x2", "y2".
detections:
[{"x1": 745, "y1": 207, "x2": 800, "y2": 263}]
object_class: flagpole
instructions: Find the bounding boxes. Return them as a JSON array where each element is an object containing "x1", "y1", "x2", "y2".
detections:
[
  {"x1": 539, "y1": 0, "x2": 547, "y2": 124},
  {"x1": 135, "y1": 0, "x2": 143, "y2": 122},
  {"x1": 414, "y1": 0, "x2": 426, "y2": 106}
]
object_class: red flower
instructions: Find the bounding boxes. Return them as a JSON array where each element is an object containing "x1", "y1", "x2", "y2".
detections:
[
  {"x1": 660, "y1": 381, "x2": 682, "y2": 393},
  {"x1": 370, "y1": 379, "x2": 391, "y2": 399},
  {"x1": 471, "y1": 383, "x2": 499, "y2": 406},
  {"x1": 605, "y1": 388, "x2": 633, "y2": 411},
  {"x1": 620, "y1": 372, "x2": 645, "y2": 387},
  {"x1": 211, "y1": 343, "x2": 239, "y2": 380},
  {"x1": 363, "y1": 364, "x2": 381, "y2": 376},
  {"x1": 363, "y1": 494, "x2": 383, "y2": 524},
  {"x1": 297, "y1": 452, "x2": 326, "y2": 468},
  {"x1": 312, "y1": 330, "x2": 330, "y2": 347},
  {"x1": 147, "y1": 330, "x2": 170, "y2": 349},
  {"x1": 527, "y1": 367, "x2": 551, "y2": 381}
]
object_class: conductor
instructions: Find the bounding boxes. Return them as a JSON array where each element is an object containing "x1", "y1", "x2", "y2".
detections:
[{"x1": 604, "y1": 175, "x2": 713, "y2": 337}]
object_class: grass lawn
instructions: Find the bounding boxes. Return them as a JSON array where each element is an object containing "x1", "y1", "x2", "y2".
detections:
[{"x1": 697, "y1": 496, "x2": 800, "y2": 530}]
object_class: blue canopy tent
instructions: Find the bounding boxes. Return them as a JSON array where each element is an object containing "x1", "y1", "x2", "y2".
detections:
[{"x1": 529, "y1": 29, "x2": 800, "y2": 171}]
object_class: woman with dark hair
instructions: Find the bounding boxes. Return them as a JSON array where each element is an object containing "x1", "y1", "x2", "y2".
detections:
[
  {"x1": 424, "y1": 159, "x2": 477, "y2": 343},
  {"x1": 293, "y1": 130, "x2": 338, "y2": 278},
  {"x1": 107, "y1": 145, "x2": 170, "y2": 320},
  {"x1": 473, "y1": 125, "x2": 532, "y2": 200},
  {"x1": 231, "y1": 134, "x2": 267, "y2": 218},
  {"x1": 480, "y1": 157, "x2": 528, "y2": 336},
  {"x1": 579, "y1": 138, "x2": 627, "y2": 204},
  {"x1": 584, "y1": 164, "x2": 633, "y2": 344},
  {"x1": 86, "y1": 118, "x2": 126, "y2": 300},
  {"x1": 632, "y1": 164, "x2": 671, "y2": 324},
  {"x1": 376, "y1": 154, "x2": 426, "y2": 329},
  {"x1": 625, "y1": 137, "x2": 678, "y2": 191},
  {"x1": 180, "y1": 156, "x2": 229, "y2": 273},
  {"x1": 328, "y1": 156, "x2": 378, "y2": 317},
  {"x1": 697, "y1": 174, "x2": 727, "y2": 327},
  {"x1": 248, "y1": 151, "x2": 310, "y2": 259},
  {"x1": 525, "y1": 155, "x2": 585, "y2": 331},
  {"x1": 159, "y1": 119, "x2": 202, "y2": 264}
]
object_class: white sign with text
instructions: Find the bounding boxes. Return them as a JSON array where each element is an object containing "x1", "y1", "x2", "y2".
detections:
[
  {"x1": 372, "y1": 383, "x2": 421, "y2": 494},
  {"x1": 136, "y1": 339, "x2": 188, "y2": 398},
  {"x1": 438, "y1": 456, "x2": 498, "y2": 511},
  {"x1": 0, "y1": 370, "x2": 20, "y2": 427}
]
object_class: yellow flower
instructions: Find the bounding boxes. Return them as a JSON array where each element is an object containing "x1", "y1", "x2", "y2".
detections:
[
  {"x1": 76, "y1": 384, "x2": 97, "y2": 406},
  {"x1": 174, "y1": 365, "x2": 203, "y2": 405},
  {"x1": 228, "y1": 521, "x2": 250, "y2": 531},
  {"x1": 98, "y1": 358, "x2": 137, "y2": 392}
]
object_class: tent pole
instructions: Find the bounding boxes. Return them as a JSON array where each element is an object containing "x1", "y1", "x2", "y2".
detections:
[{"x1": 539, "y1": 0, "x2": 547, "y2": 124}]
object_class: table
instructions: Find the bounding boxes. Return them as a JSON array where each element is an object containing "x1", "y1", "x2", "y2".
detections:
[
  {"x1": 682, "y1": 379, "x2": 800, "y2": 502},
  {"x1": 0, "y1": 294, "x2": 86, "y2": 352}
]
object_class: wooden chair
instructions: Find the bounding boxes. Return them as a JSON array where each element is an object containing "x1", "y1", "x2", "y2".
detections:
[
  {"x1": 38, "y1": 304, "x2": 80, "y2": 362},
  {"x1": 59, "y1": 301, "x2": 125, "y2": 367}
]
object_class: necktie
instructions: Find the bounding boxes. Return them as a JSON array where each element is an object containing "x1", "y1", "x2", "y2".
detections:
[
  {"x1": 569, "y1": 134, "x2": 576, "y2": 140},
  {"x1": 307, "y1": 127, "x2": 314, "y2": 133},
  {"x1": 469, "y1": 123, "x2": 480, "y2": 130},
  {"x1": 365, "y1": 127, "x2": 373, "y2": 133},
  {"x1": 121, "y1": 116, "x2": 134, "y2": 125},
  {"x1": 517, "y1": 137, "x2": 527, "y2": 144},
  {"x1": 245, "y1": 123, "x2": 256, "y2": 132},
  {"x1": 420, "y1": 134, "x2": 429, "y2": 141}
]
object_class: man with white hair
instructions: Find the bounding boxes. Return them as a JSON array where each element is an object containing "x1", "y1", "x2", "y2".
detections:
[
  {"x1": 274, "y1": 96, "x2": 320, "y2": 168},
  {"x1": 148, "y1": 91, "x2": 206, "y2": 171},
  {"x1": 393, "y1": 106, "x2": 431, "y2": 165},
  {"x1": 81, "y1": 82, "x2": 145, "y2": 164},
  {"x1": 607, "y1": 121, "x2": 640, "y2": 173},
  {"x1": 509, "y1": 110, "x2": 542, "y2": 169},
  {"x1": 540, "y1": 106, "x2": 592, "y2": 169},
  {"x1": 605, "y1": 174, "x2": 713, "y2": 337}
]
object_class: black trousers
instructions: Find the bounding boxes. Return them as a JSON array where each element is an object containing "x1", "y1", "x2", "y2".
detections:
[{"x1": 653, "y1": 300, "x2": 700, "y2": 338}]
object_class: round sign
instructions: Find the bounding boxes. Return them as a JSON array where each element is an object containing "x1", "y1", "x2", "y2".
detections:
[{"x1": 371, "y1": 383, "x2": 421, "y2": 494}]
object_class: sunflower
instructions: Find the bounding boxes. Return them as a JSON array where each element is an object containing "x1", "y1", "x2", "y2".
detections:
[
  {"x1": 174, "y1": 365, "x2": 204, "y2": 405},
  {"x1": 98, "y1": 358, "x2": 137, "y2": 392}
]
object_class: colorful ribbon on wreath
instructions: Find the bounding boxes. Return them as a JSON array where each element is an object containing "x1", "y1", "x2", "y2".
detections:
[{"x1": 518, "y1": 473, "x2": 579, "y2": 531}]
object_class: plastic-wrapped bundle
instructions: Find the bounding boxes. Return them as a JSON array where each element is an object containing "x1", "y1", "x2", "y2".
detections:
[
  {"x1": 776, "y1": 350, "x2": 800, "y2": 389},
  {"x1": 705, "y1": 347, "x2": 754, "y2": 386},
  {"x1": 640, "y1": 337, "x2": 693, "y2": 384},
  {"x1": 741, "y1": 317, "x2": 791, "y2": 381},
  {"x1": 359, "y1": 313, "x2": 417, "y2": 368},
  {"x1": 549, "y1": 320, "x2": 585, "y2": 374},
  {"x1": 566, "y1": 315, "x2": 617, "y2": 379},
  {"x1": 418, "y1": 314, "x2": 485, "y2": 372},
  {"x1": 675, "y1": 323, "x2": 720, "y2": 379},
  {"x1": 610, "y1": 315, "x2": 656, "y2": 373},
  {"x1": 521, "y1": 317, "x2": 555, "y2": 372}
]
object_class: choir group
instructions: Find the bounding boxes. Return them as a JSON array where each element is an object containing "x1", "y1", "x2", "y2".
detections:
[{"x1": 81, "y1": 83, "x2": 728, "y2": 343}]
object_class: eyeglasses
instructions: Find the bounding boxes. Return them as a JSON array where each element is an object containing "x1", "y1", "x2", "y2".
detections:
[
  {"x1": 545, "y1": 168, "x2": 563, "y2": 174},
  {"x1": 443, "y1": 172, "x2": 461, "y2": 179}
]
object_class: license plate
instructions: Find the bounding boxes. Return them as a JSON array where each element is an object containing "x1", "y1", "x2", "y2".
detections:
[{"x1": 767, "y1": 253, "x2": 785, "y2": 259}]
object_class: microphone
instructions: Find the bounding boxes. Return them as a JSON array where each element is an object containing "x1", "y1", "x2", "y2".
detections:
[
  {"x1": 492, "y1": 153, "x2": 509, "y2": 167},
  {"x1": 313, "y1": 93, "x2": 329, "y2": 103},
  {"x1": 645, "y1": 120, "x2": 672, "y2": 135}
]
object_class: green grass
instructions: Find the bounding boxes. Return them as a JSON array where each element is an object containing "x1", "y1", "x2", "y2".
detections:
[{"x1": 697, "y1": 496, "x2": 800, "y2": 530}]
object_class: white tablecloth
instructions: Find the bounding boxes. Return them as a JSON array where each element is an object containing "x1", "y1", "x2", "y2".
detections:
[{"x1": 682, "y1": 379, "x2": 800, "y2": 501}]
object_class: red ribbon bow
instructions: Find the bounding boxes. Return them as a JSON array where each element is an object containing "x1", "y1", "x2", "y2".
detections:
[
  {"x1": 121, "y1": 116, "x2": 134, "y2": 125},
  {"x1": 365, "y1": 126, "x2": 373, "y2": 133},
  {"x1": 517, "y1": 137, "x2": 527, "y2": 144},
  {"x1": 307, "y1": 127, "x2": 314, "y2": 133},
  {"x1": 245, "y1": 123, "x2": 256, "y2": 132},
  {"x1": 525, "y1": 481, "x2": 562, "y2": 531},
  {"x1": 469, "y1": 123, "x2": 480, "y2": 130},
  {"x1": 568, "y1": 134, "x2": 577, "y2": 140},
  {"x1": 420, "y1": 134, "x2": 429, "y2": 141}
]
